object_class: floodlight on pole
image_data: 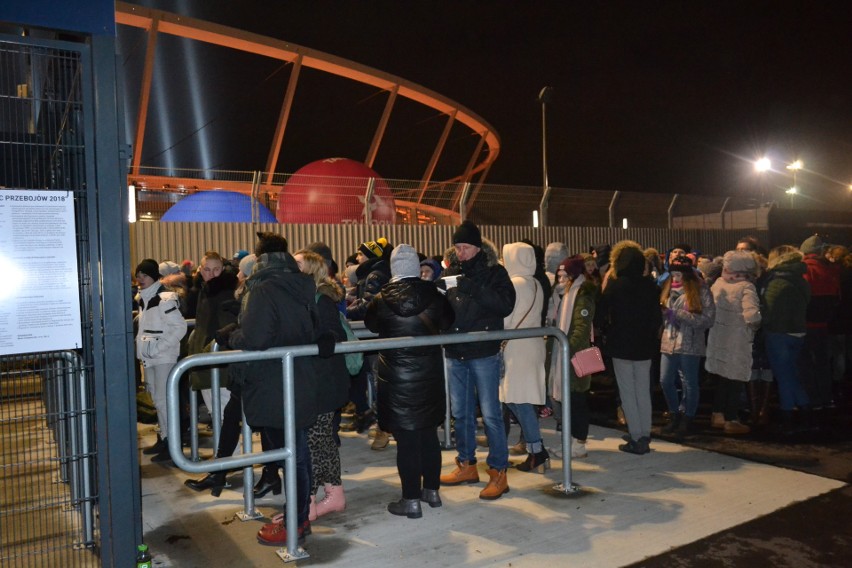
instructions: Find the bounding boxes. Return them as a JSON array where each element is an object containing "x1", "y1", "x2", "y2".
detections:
[
  {"x1": 786, "y1": 160, "x2": 803, "y2": 209},
  {"x1": 754, "y1": 157, "x2": 771, "y2": 172},
  {"x1": 538, "y1": 86, "x2": 553, "y2": 227}
]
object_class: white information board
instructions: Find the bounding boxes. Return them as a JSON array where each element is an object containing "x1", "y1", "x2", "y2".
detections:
[{"x1": 0, "y1": 189, "x2": 84, "y2": 355}]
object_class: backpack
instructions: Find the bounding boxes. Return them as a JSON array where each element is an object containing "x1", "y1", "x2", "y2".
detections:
[{"x1": 315, "y1": 292, "x2": 363, "y2": 375}]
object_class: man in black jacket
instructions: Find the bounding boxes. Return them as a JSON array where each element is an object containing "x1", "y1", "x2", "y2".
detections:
[{"x1": 439, "y1": 221, "x2": 516, "y2": 500}]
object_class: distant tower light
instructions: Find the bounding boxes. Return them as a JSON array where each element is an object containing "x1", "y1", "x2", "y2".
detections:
[
  {"x1": 754, "y1": 157, "x2": 771, "y2": 172},
  {"x1": 533, "y1": 210, "x2": 540, "y2": 228},
  {"x1": 622, "y1": 217, "x2": 628, "y2": 229}
]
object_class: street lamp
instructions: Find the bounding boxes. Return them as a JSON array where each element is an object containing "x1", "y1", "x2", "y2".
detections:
[
  {"x1": 538, "y1": 86, "x2": 553, "y2": 227},
  {"x1": 786, "y1": 160, "x2": 803, "y2": 209},
  {"x1": 754, "y1": 157, "x2": 771, "y2": 204}
]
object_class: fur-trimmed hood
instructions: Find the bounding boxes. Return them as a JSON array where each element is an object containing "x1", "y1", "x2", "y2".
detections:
[
  {"x1": 317, "y1": 277, "x2": 344, "y2": 303},
  {"x1": 608, "y1": 240, "x2": 645, "y2": 279},
  {"x1": 768, "y1": 249, "x2": 805, "y2": 271}
]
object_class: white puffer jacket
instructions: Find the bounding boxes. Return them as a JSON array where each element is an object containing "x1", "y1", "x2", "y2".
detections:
[{"x1": 135, "y1": 284, "x2": 187, "y2": 367}]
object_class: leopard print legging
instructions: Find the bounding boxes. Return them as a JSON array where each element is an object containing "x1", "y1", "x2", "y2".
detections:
[{"x1": 307, "y1": 411, "x2": 342, "y2": 494}]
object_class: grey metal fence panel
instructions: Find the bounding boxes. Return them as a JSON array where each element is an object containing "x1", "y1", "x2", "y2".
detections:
[{"x1": 132, "y1": 222, "x2": 767, "y2": 268}]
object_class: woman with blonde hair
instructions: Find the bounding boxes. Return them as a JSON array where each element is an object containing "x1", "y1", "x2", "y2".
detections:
[{"x1": 293, "y1": 249, "x2": 351, "y2": 519}]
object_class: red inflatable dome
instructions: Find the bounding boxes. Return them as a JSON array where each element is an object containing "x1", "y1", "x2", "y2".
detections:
[{"x1": 276, "y1": 158, "x2": 396, "y2": 224}]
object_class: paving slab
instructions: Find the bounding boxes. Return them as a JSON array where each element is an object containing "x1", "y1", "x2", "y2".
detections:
[{"x1": 139, "y1": 423, "x2": 843, "y2": 567}]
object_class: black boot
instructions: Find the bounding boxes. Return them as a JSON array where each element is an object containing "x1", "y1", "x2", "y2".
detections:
[
  {"x1": 515, "y1": 448, "x2": 550, "y2": 473},
  {"x1": 387, "y1": 498, "x2": 422, "y2": 519},
  {"x1": 353, "y1": 409, "x2": 376, "y2": 433},
  {"x1": 184, "y1": 472, "x2": 231, "y2": 497},
  {"x1": 142, "y1": 434, "x2": 166, "y2": 455},
  {"x1": 253, "y1": 466, "x2": 282, "y2": 499},
  {"x1": 149, "y1": 438, "x2": 172, "y2": 463},
  {"x1": 661, "y1": 412, "x2": 682, "y2": 435},
  {"x1": 677, "y1": 415, "x2": 693, "y2": 435}
]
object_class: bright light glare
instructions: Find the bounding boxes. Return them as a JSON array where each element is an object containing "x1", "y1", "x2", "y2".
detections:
[
  {"x1": 128, "y1": 184, "x2": 136, "y2": 223},
  {"x1": 786, "y1": 187, "x2": 798, "y2": 194},
  {"x1": 622, "y1": 217, "x2": 628, "y2": 229},
  {"x1": 787, "y1": 160, "x2": 803, "y2": 171},
  {"x1": 532, "y1": 210, "x2": 539, "y2": 228},
  {"x1": 755, "y1": 157, "x2": 771, "y2": 172}
]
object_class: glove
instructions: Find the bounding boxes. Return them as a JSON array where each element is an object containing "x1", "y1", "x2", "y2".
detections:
[
  {"x1": 215, "y1": 323, "x2": 238, "y2": 349},
  {"x1": 455, "y1": 274, "x2": 474, "y2": 293},
  {"x1": 663, "y1": 308, "x2": 678, "y2": 327},
  {"x1": 316, "y1": 331, "x2": 336, "y2": 358}
]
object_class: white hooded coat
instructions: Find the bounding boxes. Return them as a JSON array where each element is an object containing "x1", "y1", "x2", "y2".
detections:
[{"x1": 499, "y1": 242, "x2": 546, "y2": 404}]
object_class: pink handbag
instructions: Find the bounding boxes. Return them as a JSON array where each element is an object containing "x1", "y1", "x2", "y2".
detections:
[{"x1": 571, "y1": 346, "x2": 605, "y2": 377}]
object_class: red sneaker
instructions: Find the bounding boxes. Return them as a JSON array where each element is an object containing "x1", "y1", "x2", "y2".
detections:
[{"x1": 257, "y1": 519, "x2": 311, "y2": 546}]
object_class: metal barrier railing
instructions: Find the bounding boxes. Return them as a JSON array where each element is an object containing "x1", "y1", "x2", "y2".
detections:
[
  {"x1": 166, "y1": 326, "x2": 576, "y2": 562},
  {"x1": 42, "y1": 351, "x2": 96, "y2": 547}
]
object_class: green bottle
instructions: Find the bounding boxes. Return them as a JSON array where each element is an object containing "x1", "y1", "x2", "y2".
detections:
[{"x1": 136, "y1": 544, "x2": 152, "y2": 568}]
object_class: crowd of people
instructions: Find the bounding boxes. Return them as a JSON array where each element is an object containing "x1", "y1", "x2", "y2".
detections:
[{"x1": 131, "y1": 224, "x2": 851, "y2": 547}]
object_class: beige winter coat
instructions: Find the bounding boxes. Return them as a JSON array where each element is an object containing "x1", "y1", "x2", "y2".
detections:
[
  {"x1": 499, "y1": 242, "x2": 546, "y2": 404},
  {"x1": 704, "y1": 272, "x2": 761, "y2": 381}
]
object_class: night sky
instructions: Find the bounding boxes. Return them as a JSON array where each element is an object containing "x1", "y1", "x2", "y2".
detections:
[{"x1": 121, "y1": 1, "x2": 852, "y2": 206}]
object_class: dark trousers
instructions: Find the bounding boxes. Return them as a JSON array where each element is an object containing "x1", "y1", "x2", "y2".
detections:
[
  {"x1": 349, "y1": 365, "x2": 370, "y2": 414},
  {"x1": 712, "y1": 374, "x2": 744, "y2": 421},
  {"x1": 800, "y1": 328, "x2": 832, "y2": 407},
  {"x1": 392, "y1": 426, "x2": 441, "y2": 500},
  {"x1": 215, "y1": 390, "x2": 243, "y2": 459},
  {"x1": 552, "y1": 391, "x2": 590, "y2": 441},
  {"x1": 265, "y1": 427, "x2": 312, "y2": 524}
]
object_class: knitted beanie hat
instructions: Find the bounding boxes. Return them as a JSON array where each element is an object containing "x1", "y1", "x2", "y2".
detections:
[
  {"x1": 135, "y1": 259, "x2": 161, "y2": 281},
  {"x1": 390, "y1": 244, "x2": 420, "y2": 279},
  {"x1": 158, "y1": 260, "x2": 181, "y2": 276},
  {"x1": 452, "y1": 220, "x2": 483, "y2": 248},
  {"x1": 359, "y1": 237, "x2": 389, "y2": 259},
  {"x1": 800, "y1": 234, "x2": 824, "y2": 256},
  {"x1": 558, "y1": 255, "x2": 585, "y2": 280}
]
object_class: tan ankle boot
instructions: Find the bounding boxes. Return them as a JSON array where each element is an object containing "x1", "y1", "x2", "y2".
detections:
[
  {"x1": 723, "y1": 420, "x2": 750, "y2": 435},
  {"x1": 710, "y1": 412, "x2": 725, "y2": 429},
  {"x1": 439, "y1": 458, "x2": 480, "y2": 486},
  {"x1": 371, "y1": 429, "x2": 390, "y2": 450},
  {"x1": 479, "y1": 468, "x2": 509, "y2": 500}
]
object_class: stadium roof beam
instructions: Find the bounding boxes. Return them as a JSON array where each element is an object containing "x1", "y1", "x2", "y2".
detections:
[{"x1": 115, "y1": 2, "x2": 499, "y2": 189}]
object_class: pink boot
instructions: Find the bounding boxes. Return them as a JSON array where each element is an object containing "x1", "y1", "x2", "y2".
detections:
[
  {"x1": 315, "y1": 483, "x2": 346, "y2": 517},
  {"x1": 308, "y1": 494, "x2": 318, "y2": 522}
]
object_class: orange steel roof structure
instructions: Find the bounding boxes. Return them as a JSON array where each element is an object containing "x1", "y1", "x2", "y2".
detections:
[{"x1": 115, "y1": 1, "x2": 500, "y2": 213}]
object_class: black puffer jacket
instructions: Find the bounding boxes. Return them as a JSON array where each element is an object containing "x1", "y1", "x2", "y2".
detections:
[
  {"x1": 228, "y1": 252, "x2": 319, "y2": 430},
  {"x1": 314, "y1": 279, "x2": 351, "y2": 414},
  {"x1": 442, "y1": 241, "x2": 516, "y2": 360},
  {"x1": 595, "y1": 244, "x2": 662, "y2": 361},
  {"x1": 346, "y1": 257, "x2": 391, "y2": 320},
  {"x1": 365, "y1": 278, "x2": 454, "y2": 432}
]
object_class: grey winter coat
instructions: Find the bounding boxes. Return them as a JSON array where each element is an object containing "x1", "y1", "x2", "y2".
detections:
[
  {"x1": 660, "y1": 285, "x2": 715, "y2": 356},
  {"x1": 704, "y1": 273, "x2": 761, "y2": 382}
]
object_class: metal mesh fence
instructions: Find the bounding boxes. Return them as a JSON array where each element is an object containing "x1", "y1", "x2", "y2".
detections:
[
  {"x1": 0, "y1": 39, "x2": 98, "y2": 567},
  {"x1": 127, "y1": 166, "x2": 765, "y2": 229}
]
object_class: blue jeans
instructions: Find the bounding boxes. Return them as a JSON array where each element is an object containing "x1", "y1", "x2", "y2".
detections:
[
  {"x1": 659, "y1": 353, "x2": 701, "y2": 417},
  {"x1": 448, "y1": 354, "x2": 508, "y2": 470},
  {"x1": 765, "y1": 332, "x2": 809, "y2": 411},
  {"x1": 506, "y1": 402, "x2": 542, "y2": 452}
]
